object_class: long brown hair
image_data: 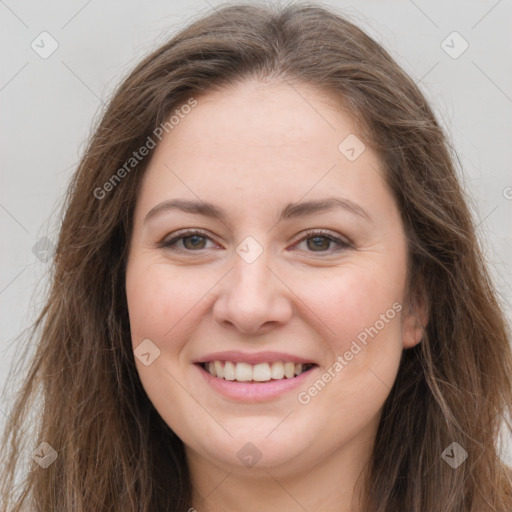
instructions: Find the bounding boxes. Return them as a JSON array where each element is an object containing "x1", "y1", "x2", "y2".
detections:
[{"x1": 1, "y1": 2, "x2": 511, "y2": 510}]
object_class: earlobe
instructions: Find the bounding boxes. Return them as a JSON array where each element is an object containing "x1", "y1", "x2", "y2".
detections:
[
  {"x1": 402, "y1": 292, "x2": 429, "y2": 349},
  {"x1": 402, "y1": 313, "x2": 424, "y2": 348}
]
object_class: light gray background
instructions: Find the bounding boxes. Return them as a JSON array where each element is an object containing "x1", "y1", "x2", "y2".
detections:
[{"x1": 1, "y1": 0, "x2": 511, "y2": 462}]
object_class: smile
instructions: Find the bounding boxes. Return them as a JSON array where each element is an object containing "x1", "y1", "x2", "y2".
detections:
[{"x1": 199, "y1": 360, "x2": 316, "y2": 382}]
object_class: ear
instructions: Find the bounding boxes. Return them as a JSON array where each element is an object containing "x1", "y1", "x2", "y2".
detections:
[{"x1": 402, "y1": 287, "x2": 429, "y2": 349}]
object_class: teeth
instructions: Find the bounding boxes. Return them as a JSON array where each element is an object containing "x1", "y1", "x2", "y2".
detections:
[
  {"x1": 214, "y1": 360, "x2": 223, "y2": 377},
  {"x1": 284, "y1": 362, "x2": 295, "y2": 379},
  {"x1": 270, "y1": 361, "x2": 285, "y2": 379},
  {"x1": 253, "y1": 363, "x2": 271, "y2": 381},
  {"x1": 207, "y1": 361, "x2": 217, "y2": 377},
  {"x1": 235, "y1": 362, "x2": 253, "y2": 382},
  {"x1": 224, "y1": 361, "x2": 236, "y2": 381},
  {"x1": 203, "y1": 360, "x2": 313, "y2": 381}
]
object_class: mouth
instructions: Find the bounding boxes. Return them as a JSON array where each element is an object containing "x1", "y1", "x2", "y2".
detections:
[{"x1": 195, "y1": 360, "x2": 318, "y2": 383}]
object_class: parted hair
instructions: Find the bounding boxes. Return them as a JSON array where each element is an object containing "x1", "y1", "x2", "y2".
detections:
[{"x1": 1, "y1": 2, "x2": 511, "y2": 511}]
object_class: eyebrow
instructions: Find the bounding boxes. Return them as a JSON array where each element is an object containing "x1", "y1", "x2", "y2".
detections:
[{"x1": 144, "y1": 197, "x2": 372, "y2": 224}]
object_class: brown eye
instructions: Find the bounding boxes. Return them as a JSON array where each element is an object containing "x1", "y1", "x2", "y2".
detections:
[
  {"x1": 306, "y1": 235, "x2": 332, "y2": 251},
  {"x1": 160, "y1": 230, "x2": 217, "y2": 252},
  {"x1": 293, "y1": 230, "x2": 351, "y2": 255},
  {"x1": 182, "y1": 234, "x2": 208, "y2": 250}
]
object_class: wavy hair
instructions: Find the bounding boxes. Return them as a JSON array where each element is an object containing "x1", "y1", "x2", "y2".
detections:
[{"x1": 1, "y1": 2, "x2": 511, "y2": 511}]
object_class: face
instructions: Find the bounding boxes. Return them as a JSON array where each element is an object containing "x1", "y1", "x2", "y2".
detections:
[{"x1": 125, "y1": 79, "x2": 423, "y2": 479}]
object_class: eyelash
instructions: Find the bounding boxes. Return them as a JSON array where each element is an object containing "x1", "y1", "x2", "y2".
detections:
[{"x1": 159, "y1": 228, "x2": 351, "y2": 256}]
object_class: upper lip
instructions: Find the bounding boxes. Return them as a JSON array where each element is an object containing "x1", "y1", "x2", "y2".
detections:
[{"x1": 194, "y1": 351, "x2": 316, "y2": 365}]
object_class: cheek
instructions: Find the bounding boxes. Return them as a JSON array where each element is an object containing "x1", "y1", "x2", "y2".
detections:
[
  {"x1": 125, "y1": 259, "x2": 207, "y2": 436},
  {"x1": 294, "y1": 266, "x2": 405, "y2": 432},
  {"x1": 294, "y1": 258, "x2": 406, "y2": 407},
  {"x1": 125, "y1": 259, "x2": 220, "y2": 352},
  {"x1": 301, "y1": 259, "x2": 405, "y2": 345},
  {"x1": 126, "y1": 265, "x2": 171, "y2": 344}
]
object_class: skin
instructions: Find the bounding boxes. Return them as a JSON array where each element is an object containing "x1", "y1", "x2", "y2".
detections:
[{"x1": 125, "y1": 79, "x2": 425, "y2": 512}]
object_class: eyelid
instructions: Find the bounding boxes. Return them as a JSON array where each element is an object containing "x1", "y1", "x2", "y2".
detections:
[
  {"x1": 293, "y1": 228, "x2": 352, "y2": 247},
  {"x1": 290, "y1": 229, "x2": 352, "y2": 256},
  {"x1": 159, "y1": 227, "x2": 352, "y2": 254},
  {"x1": 160, "y1": 228, "x2": 220, "y2": 249}
]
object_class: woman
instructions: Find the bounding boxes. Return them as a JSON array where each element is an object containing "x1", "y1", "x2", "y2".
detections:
[{"x1": 1, "y1": 2, "x2": 511, "y2": 511}]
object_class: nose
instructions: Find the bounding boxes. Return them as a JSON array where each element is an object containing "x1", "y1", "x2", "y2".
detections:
[{"x1": 212, "y1": 244, "x2": 293, "y2": 335}]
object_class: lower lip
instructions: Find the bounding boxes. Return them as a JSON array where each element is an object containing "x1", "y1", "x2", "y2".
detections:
[{"x1": 195, "y1": 363, "x2": 318, "y2": 402}]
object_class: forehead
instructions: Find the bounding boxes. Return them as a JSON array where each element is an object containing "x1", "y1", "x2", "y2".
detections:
[
  {"x1": 136, "y1": 79, "x2": 388, "y2": 220},
  {"x1": 167, "y1": 79, "x2": 355, "y2": 152}
]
